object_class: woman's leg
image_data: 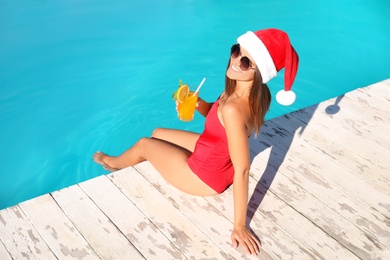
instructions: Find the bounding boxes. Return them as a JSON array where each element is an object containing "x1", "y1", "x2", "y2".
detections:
[
  {"x1": 151, "y1": 128, "x2": 200, "y2": 152},
  {"x1": 93, "y1": 136, "x2": 216, "y2": 196},
  {"x1": 94, "y1": 128, "x2": 199, "y2": 168}
]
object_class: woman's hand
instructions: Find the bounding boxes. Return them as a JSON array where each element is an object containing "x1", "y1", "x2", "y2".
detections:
[
  {"x1": 231, "y1": 225, "x2": 261, "y2": 255},
  {"x1": 196, "y1": 97, "x2": 214, "y2": 117}
]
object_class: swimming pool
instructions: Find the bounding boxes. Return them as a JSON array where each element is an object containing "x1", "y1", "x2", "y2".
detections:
[{"x1": 1, "y1": 0, "x2": 389, "y2": 209}]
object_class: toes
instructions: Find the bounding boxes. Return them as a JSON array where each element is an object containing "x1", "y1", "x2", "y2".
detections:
[
  {"x1": 93, "y1": 151, "x2": 119, "y2": 172},
  {"x1": 93, "y1": 151, "x2": 106, "y2": 165}
]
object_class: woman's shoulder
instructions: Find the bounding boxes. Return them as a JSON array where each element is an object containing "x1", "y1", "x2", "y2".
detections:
[
  {"x1": 222, "y1": 96, "x2": 248, "y2": 110},
  {"x1": 220, "y1": 97, "x2": 253, "y2": 133},
  {"x1": 220, "y1": 98, "x2": 250, "y2": 121}
]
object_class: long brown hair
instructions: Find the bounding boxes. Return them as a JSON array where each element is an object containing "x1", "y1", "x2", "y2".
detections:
[{"x1": 223, "y1": 62, "x2": 271, "y2": 136}]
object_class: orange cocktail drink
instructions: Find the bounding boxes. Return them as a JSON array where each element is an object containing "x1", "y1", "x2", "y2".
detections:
[
  {"x1": 178, "y1": 91, "x2": 198, "y2": 121},
  {"x1": 173, "y1": 78, "x2": 205, "y2": 122}
]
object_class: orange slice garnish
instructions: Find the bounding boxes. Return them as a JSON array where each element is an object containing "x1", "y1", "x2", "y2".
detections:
[{"x1": 176, "y1": 84, "x2": 189, "y2": 103}]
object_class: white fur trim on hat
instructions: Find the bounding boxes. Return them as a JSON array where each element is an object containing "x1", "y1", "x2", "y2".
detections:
[
  {"x1": 237, "y1": 31, "x2": 277, "y2": 83},
  {"x1": 276, "y1": 90, "x2": 296, "y2": 106}
]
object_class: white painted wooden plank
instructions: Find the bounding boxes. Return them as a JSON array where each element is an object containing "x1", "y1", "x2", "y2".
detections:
[
  {"x1": 135, "y1": 162, "x2": 317, "y2": 260},
  {"x1": 251, "y1": 131, "x2": 390, "y2": 250},
  {"x1": 259, "y1": 111, "x2": 390, "y2": 218},
  {"x1": 298, "y1": 117, "x2": 390, "y2": 216},
  {"x1": 299, "y1": 97, "x2": 390, "y2": 152},
  {"x1": 249, "y1": 152, "x2": 387, "y2": 259},
  {"x1": 51, "y1": 185, "x2": 144, "y2": 260},
  {"x1": 276, "y1": 101, "x2": 390, "y2": 175},
  {"x1": 307, "y1": 118, "x2": 390, "y2": 193},
  {"x1": 271, "y1": 98, "x2": 390, "y2": 160},
  {"x1": 360, "y1": 80, "x2": 390, "y2": 101},
  {"x1": 217, "y1": 190, "x2": 318, "y2": 260},
  {"x1": 344, "y1": 94, "x2": 389, "y2": 122},
  {"x1": 0, "y1": 206, "x2": 56, "y2": 259},
  {"x1": 340, "y1": 96, "x2": 390, "y2": 150},
  {"x1": 134, "y1": 162, "x2": 270, "y2": 260},
  {"x1": 268, "y1": 112, "x2": 390, "y2": 194},
  {"x1": 314, "y1": 91, "x2": 390, "y2": 176},
  {"x1": 0, "y1": 240, "x2": 12, "y2": 260},
  {"x1": 19, "y1": 194, "x2": 99, "y2": 259},
  {"x1": 345, "y1": 83, "x2": 390, "y2": 117},
  {"x1": 79, "y1": 174, "x2": 185, "y2": 259},
  {"x1": 246, "y1": 176, "x2": 357, "y2": 259},
  {"x1": 209, "y1": 192, "x2": 314, "y2": 260},
  {"x1": 345, "y1": 94, "x2": 389, "y2": 119},
  {"x1": 108, "y1": 166, "x2": 227, "y2": 259},
  {"x1": 208, "y1": 181, "x2": 322, "y2": 260}
]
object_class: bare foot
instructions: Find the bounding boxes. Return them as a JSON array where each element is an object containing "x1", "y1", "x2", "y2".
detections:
[{"x1": 93, "y1": 151, "x2": 119, "y2": 172}]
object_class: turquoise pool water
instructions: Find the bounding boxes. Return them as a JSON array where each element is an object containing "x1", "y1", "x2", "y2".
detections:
[{"x1": 1, "y1": 0, "x2": 389, "y2": 209}]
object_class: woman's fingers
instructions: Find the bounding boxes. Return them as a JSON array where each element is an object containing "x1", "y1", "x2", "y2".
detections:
[
  {"x1": 244, "y1": 236, "x2": 258, "y2": 255},
  {"x1": 231, "y1": 235, "x2": 239, "y2": 248},
  {"x1": 231, "y1": 227, "x2": 260, "y2": 255}
]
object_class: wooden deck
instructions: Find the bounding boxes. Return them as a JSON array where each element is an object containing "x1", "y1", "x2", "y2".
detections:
[{"x1": 1, "y1": 79, "x2": 389, "y2": 259}]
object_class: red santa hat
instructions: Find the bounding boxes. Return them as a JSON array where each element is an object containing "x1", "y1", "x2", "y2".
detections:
[{"x1": 237, "y1": 28, "x2": 299, "y2": 106}]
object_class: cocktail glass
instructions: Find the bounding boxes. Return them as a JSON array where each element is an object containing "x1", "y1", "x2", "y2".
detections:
[{"x1": 178, "y1": 91, "x2": 198, "y2": 121}]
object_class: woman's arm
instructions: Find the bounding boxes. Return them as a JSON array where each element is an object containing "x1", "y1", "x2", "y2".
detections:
[
  {"x1": 196, "y1": 97, "x2": 213, "y2": 117},
  {"x1": 221, "y1": 103, "x2": 260, "y2": 256}
]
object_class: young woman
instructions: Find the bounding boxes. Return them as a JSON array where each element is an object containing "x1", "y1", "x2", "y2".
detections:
[{"x1": 93, "y1": 28, "x2": 299, "y2": 256}]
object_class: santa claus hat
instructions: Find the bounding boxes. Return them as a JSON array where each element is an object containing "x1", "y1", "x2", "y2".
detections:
[{"x1": 237, "y1": 29, "x2": 299, "y2": 106}]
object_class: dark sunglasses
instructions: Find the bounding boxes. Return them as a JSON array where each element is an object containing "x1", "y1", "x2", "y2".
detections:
[{"x1": 230, "y1": 44, "x2": 255, "y2": 71}]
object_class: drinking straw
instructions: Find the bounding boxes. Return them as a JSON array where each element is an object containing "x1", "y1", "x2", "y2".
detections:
[{"x1": 194, "y1": 77, "x2": 206, "y2": 94}]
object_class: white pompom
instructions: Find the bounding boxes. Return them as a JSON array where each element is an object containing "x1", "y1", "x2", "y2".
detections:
[{"x1": 276, "y1": 90, "x2": 296, "y2": 106}]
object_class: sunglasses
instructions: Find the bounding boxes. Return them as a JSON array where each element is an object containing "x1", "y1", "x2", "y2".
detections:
[{"x1": 230, "y1": 44, "x2": 255, "y2": 71}]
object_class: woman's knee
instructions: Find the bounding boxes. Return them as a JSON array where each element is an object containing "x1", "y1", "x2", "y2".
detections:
[
  {"x1": 132, "y1": 137, "x2": 152, "y2": 158},
  {"x1": 137, "y1": 137, "x2": 150, "y2": 147}
]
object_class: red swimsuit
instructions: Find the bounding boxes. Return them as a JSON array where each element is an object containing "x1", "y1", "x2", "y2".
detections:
[{"x1": 187, "y1": 100, "x2": 234, "y2": 193}]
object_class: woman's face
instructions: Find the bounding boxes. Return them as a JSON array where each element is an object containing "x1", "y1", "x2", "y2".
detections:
[{"x1": 226, "y1": 45, "x2": 256, "y2": 82}]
